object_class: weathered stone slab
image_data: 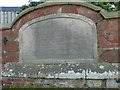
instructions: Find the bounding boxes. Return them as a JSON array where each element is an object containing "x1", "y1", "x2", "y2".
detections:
[
  {"x1": 0, "y1": 24, "x2": 11, "y2": 30},
  {"x1": 86, "y1": 80, "x2": 102, "y2": 88},
  {"x1": 100, "y1": 9, "x2": 120, "y2": 19},
  {"x1": 2, "y1": 62, "x2": 119, "y2": 79},
  {"x1": 19, "y1": 13, "x2": 97, "y2": 64},
  {"x1": 106, "y1": 79, "x2": 119, "y2": 88}
]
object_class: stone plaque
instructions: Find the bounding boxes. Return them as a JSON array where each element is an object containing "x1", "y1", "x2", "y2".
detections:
[{"x1": 19, "y1": 14, "x2": 97, "y2": 63}]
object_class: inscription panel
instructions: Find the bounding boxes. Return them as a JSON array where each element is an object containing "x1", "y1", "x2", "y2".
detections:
[{"x1": 19, "y1": 14, "x2": 97, "y2": 63}]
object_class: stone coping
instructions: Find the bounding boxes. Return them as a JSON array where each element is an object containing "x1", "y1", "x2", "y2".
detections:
[
  {"x1": 0, "y1": 2, "x2": 119, "y2": 30},
  {"x1": 2, "y1": 62, "x2": 119, "y2": 79},
  {"x1": 100, "y1": 9, "x2": 120, "y2": 19},
  {"x1": 0, "y1": 24, "x2": 12, "y2": 30}
]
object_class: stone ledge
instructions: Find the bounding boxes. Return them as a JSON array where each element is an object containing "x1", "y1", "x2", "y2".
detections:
[
  {"x1": 100, "y1": 9, "x2": 120, "y2": 19},
  {"x1": 0, "y1": 24, "x2": 11, "y2": 30},
  {"x1": 99, "y1": 47, "x2": 120, "y2": 50},
  {"x1": 98, "y1": 47, "x2": 120, "y2": 56},
  {"x1": 2, "y1": 62, "x2": 119, "y2": 79}
]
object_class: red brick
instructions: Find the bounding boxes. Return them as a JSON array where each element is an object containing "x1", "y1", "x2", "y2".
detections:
[
  {"x1": 0, "y1": 31, "x2": 2, "y2": 41},
  {"x1": 13, "y1": 6, "x2": 61, "y2": 31},
  {"x1": 15, "y1": 16, "x2": 29, "y2": 30},
  {"x1": 14, "y1": 11, "x2": 38, "y2": 30},
  {"x1": 2, "y1": 85, "x2": 12, "y2": 87},
  {"x1": 97, "y1": 19, "x2": 119, "y2": 48},
  {"x1": 12, "y1": 82, "x2": 20, "y2": 86},
  {"x1": 100, "y1": 50, "x2": 120, "y2": 62},
  {"x1": 42, "y1": 6, "x2": 59, "y2": 14},
  {"x1": 3, "y1": 41, "x2": 19, "y2": 52},
  {"x1": 29, "y1": 6, "x2": 60, "y2": 20},
  {"x1": 2, "y1": 52, "x2": 19, "y2": 64},
  {"x1": 62, "y1": 5, "x2": 78, "y2": 14},
  {"x1": 2, "y1": 30, "x2": 18, "y2": 41},
  {"x1": 3, "y1": 81, "x2": 12, "y2": 84},
  {"x1": 77, "y1": 6, "x2": 103, "y2": 23},
  {"x1": 13, "y1": 78, "x2": 23, "y2": 82},
  {"x1": 28, "y1": 9, "x2": 44, "y2": 20},
  {"x1": 2, "y1": 77, "x2": 10, "y2": 82},
  {"x1": 23, "y1": 79, "x2": 35, "y2": 82}
]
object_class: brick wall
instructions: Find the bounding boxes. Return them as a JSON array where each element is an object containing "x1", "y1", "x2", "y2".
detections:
[
  {"x1": 1, "y1": 4, "x2": 119, "y2": 64},
  {"x1": 0, "y1": 2, "x2": 119, "y2": 88}
]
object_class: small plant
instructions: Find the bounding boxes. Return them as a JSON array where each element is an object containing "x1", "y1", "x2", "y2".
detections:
[
  {"x1": 28, "y1": 1, "x2": 43, "y2": 7},
  {"x1": 91, "y1": 2, "x2": 120, "y2": 12},
  {"x1": 17, "y1": 1, "x2": 45, "y2": 14},
  {"x1": 17, "y1": 1, "x2": 120, "y2": 14}
]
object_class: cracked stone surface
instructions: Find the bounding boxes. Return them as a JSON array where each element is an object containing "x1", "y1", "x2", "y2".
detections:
[{"x1": 2, "y1": 62, "x2": 119, "y2": 79}]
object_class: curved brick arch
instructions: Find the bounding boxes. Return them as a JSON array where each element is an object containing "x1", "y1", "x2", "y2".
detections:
[{"x1": 7, "y1": 2, "x2": 104, "y2": 31}]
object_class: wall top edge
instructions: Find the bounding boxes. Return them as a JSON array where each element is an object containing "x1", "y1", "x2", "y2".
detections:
[{"x1": 0, "y1": 2, "x2": 119, "y2": 30}]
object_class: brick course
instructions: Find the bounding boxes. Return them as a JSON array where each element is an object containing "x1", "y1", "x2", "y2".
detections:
[
  {"x1": 97, "y1": 19, "x2": 119, "y2": 48},
  {"x1": 2, "y1": 52, "x2": 19, "y2": 64},
  {"x1": 2, "y1": 77, "x2": 119, "y2": 88},
  {"x1": 100, "y1": 50, "x2": 120, "y2": 62},
  {"x1": 3, "y1": 42, "x2": 19, "y2": 52}
]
